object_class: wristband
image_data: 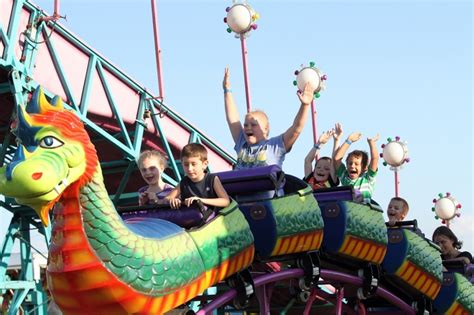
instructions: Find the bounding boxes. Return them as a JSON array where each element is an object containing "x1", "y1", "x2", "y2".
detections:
[
  {"x1": 345, "y1": 139, "x2": 353, "y2": 145},
  {"x1": 313, "y1": 143, "x2": 321, "y2": 150},
  {"x1": 223, "y1": 88, "x2": 232, "y2": 93}
]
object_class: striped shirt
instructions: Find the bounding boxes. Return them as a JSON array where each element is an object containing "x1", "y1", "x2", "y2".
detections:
[{"x1": 336, "y1": 164, "x2": 377, "y2": 204}]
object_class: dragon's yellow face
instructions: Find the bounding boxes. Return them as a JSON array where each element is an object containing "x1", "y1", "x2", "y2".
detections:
[{"x1": 0, "y1": 87, "x2": 97, "y2": 225}]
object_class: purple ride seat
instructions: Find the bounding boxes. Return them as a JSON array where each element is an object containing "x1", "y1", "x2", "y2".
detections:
[
  {"x1": 215, "y1": 165, "x2": 285, "y2": 200},
  {"x1": 119, "y1": 205, "x2": 213, "y2": 230}
]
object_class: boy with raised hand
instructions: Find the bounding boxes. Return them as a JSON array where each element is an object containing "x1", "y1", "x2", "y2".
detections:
[{"x1": 333, "y1": 130, "x2": 380, "y2": 204}]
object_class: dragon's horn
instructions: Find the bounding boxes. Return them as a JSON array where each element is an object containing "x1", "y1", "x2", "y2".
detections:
[
  {"x1": 6, "y1": 144, "x2": 26, "y2": 181},
  {"x1": 51, "y1": 96, "x2": 64, "y2": 109},
  {"x1": 16, "y1": 105, "x2": 34, "y2": 133},
  {"x1": 26, "y1": 86, "x2": 61, "y2": 114}
]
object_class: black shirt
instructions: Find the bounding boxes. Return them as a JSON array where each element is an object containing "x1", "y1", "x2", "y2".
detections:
[{"x1": 180, "y1": 173, "x2": 216, "y2": 199}]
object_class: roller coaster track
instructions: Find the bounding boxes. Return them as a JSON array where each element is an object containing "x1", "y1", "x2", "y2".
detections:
[
  {"x1": 196, "y1": 268, "x2": 416, "y2": 315},
  {"x1": 0, "y1": 0, "x2": 233, "y2": 313}
]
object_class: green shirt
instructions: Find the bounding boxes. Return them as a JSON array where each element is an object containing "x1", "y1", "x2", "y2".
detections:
[{"x1": 336, "y1": 164, "x2": 377, "y2": 204}]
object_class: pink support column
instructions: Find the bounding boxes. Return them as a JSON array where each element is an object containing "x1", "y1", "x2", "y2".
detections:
[
  {"x1": 335, "y1": 287, "x2": 344, "y2": 315},
  {"x1": 150, "y1": 0, "x2": 165, "y2": 100},
  {"x1": 54, "y1": 0, "x2": 60, "y2": 16},
  {"x1": 39, "y1": 0, "x2": 61, "y2": 22},
  {"x1": 240, "y1": 35, "x2": 252, "y2": 113},
  {"x1": 311, "y1": 99, "x2": 317, "y2": 144},
  {"x1": 394, "y1": 169, "x2": 399, "y2": 197}
]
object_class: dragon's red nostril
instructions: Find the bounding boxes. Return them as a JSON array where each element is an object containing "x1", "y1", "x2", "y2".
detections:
[{"x1": 32, "y1": 172, "x2": 43, "y2": 180}]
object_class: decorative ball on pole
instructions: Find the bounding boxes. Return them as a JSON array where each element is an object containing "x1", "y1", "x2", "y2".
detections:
[
  {"x1": 293, "y1": 62, "x2": 327, "y2": 145},
  {"x1": 293, "y1": 62, "x2": 327, "y2": 99},
  {"x1": 380, "y1": 136, "x2": 410, "y2": 169},
  {"x1": 223, "y1": 1, "x2": 259, "y2": 113},
  {"x1": 431, "y1": 193, "x2": 462, "y2": 226},
  {"x1": 380, "y1": 136, "x2": 409, "y2": 197},
  {"x1": 224, "y1": 2, "x2": 259, "y2": 38}
]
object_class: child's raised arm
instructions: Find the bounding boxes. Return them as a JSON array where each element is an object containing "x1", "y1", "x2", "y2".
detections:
[
  {"x1": 330, "y1": 123, "x2": 343, "y2": 182},
  {"x1": 367, "y1": 134, "x2": 380, "y2": 172},
  {"x1": 223, "y1": 67, "x2": 242, "y2": 144},
  {"x1": 283, "y1": 82, "x2": 313, "y2": 152},
  {"x1": 334, "y1": 131, "x2": 362, "y2": 169},
  {"x1": 304, "y1": 130, "x2": 332, "y2": 177},
  {"x1": 332, "y1": 123, "x2": 343, "y2": 159}
]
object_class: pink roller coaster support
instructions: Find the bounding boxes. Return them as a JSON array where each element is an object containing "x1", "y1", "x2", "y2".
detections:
[
  {"x1": 39, "y1": 0, "x2": 61, "y2": 22},
  {"x1": 311, "y1": 99, "x2": 317, "y2": 145},
  {"x1": 240, "y1": 35, "x2": 252, "y2": 112},
  {"x1": 394, "y1": 170, "x2": 399, "y2": 197},
  {"x1": 151, "y1": 0, "x2": 165, "y2": 100}
]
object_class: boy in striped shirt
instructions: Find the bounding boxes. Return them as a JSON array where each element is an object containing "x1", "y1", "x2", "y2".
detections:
[{"x1": 334, "y1": 131, "x2": 380, "y2": 204}]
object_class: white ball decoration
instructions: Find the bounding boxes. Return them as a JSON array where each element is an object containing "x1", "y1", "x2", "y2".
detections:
[
  {"x1": 226, "y1": 4, "x2": 253, "y2": 34},
  {"x1": 382, "y1": 141, "x2": 408, "y2": 167},
  {"x1": 296, "y1": 67, "x2": 322, "y2": 93},
  {"x1": 434, "y1": 197, "x2": 457, "y2": 220}
]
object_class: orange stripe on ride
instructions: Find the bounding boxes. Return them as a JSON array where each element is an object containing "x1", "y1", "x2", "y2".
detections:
[
  {"x1": 297, "y1": 234, "x2": 309, "y2": 252},
  {"x1": 426, "y1": 282, "x2": 441, "y2": 300},
  {"x1": 373, "y1": 247, "x2": 386, "y2": 264},
  {"x1": 342, "y1": 238, "x2": 356, "y2": 255},
  {"x1": 396, "y1": 261, "x2": 441, "y2": 299},
  {"x1": 446, "y1": 302, "x2": 468, "y2": 315},
  {"x1": 350, "y1": 240, "x2": 363, "y2": 257},
  {"x1": 271, "y1": 230, "x2": 323, "y2": 256},
  {"x1": 278, "y1": 238, "x2": 290, "y2": 255},
  {"x1": 273, "y1": 239, "x2": 283, "y2": 255},
  {"x1": 286, "y1": 236, "x2": 300, "y2": 254},
  {"x1": 339, "y1": 236, "x2": 386, "y2": 264},
  {"x1": 364, "y1": 246, "x2": 376, "y2": 262},
  {"x1": 340, "y1": 237, "x2": 350, "y2": 253},
  {"x1": 311, "y1": 231, "x2": 323, "y2": 250},
  {"x1": 420, "y1": 277, "x2": 432, "y2": 294},
  {"x1": 413, "y1": 274, "x2": 427, "y2": 290},
  {"x1": 357, "y1": 243, "x2": 371, "y2": 260}
]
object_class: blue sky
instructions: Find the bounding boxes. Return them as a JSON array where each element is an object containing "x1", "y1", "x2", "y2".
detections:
[{"x1": 2, "y1": 0, "x2": 472, "y2": 254}]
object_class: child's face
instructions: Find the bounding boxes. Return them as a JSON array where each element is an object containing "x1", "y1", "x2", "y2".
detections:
[
  {"x1": 139, "y1": 156, "x2": 164, "y2": 186},
  {"x1": 387, "y1": 199, "x2": 406, "y2": 223},
  {"x1": 434, "y1": 234, "x2": 455, "y2": 255},
  {"x1": 182, "y1": 156, "x2": 208, "y2": 182},
  {"x1": 346, "y1": 155, "x2": 364, "y2": 179},
  {"x1": 313, "y1": 159, "x2": 331, "y2": 182},
  {"x1": 244, "y1": 113, "x2": 268, "y2": 144}
]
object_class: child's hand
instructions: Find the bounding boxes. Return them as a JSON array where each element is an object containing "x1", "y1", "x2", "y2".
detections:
[
  {"x1": 223, "y1": 67, "x2": 231, "y2": 90},
  {"x1": 139, "y1": 192, "x2": 149, "y2": 205},
  {"x1": 297, "y1": 82, "x2": 314, "y2": 106},
  {"x1": 387, "y1": 217, "x2": 397, "y2": 227},
  {"x1": 367, "y1": 134, "x2": 380, "y2": 143},
  {"x1": 148, "y1": 195, "x2": 159, "y2": 205},
  {"x1": 169, "y1": 198, "x2": 182, "y2": 209},
  {"x1": 318, "y1": 130, "x2": 332, "y2": 145},
  {"x1": 333, "y1": 123, "x2": 343, "y2": 140},
  {"x1": 184, "y1": 196, "x2": 201, "y2": 207},
  {"x1": 347, "y1": 132, "x2": 362, "y2": 143}
]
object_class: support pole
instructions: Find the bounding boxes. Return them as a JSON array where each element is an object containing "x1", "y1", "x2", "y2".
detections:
[
  {"x1": 394, "y1": 169, "x2": 399, "y2": 197},
  {"x1": 311, "y1": 99, "x2": 317, "y2": 144},
  {"x1": 39, "y1": 0, "x2": 61, "y2": 22},
  {"x1": 240, "y1": 35, "x2": 252, "y2": 112},
  {"x1": 335, "y1": 287, "x2": 344, "y2": 315},
  {"x1": 150, "y1": 0, "x2": 165, "y2": 100}
]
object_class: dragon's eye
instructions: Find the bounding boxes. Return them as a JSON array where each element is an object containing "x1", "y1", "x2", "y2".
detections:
[{"x1": 39, "y1": 136, "x2": 64, "y2": 148}]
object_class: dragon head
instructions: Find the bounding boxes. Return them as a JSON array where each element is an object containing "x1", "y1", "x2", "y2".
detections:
[{"x1": 0, "y1": 87, "x2": 98, "y2": 226}]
